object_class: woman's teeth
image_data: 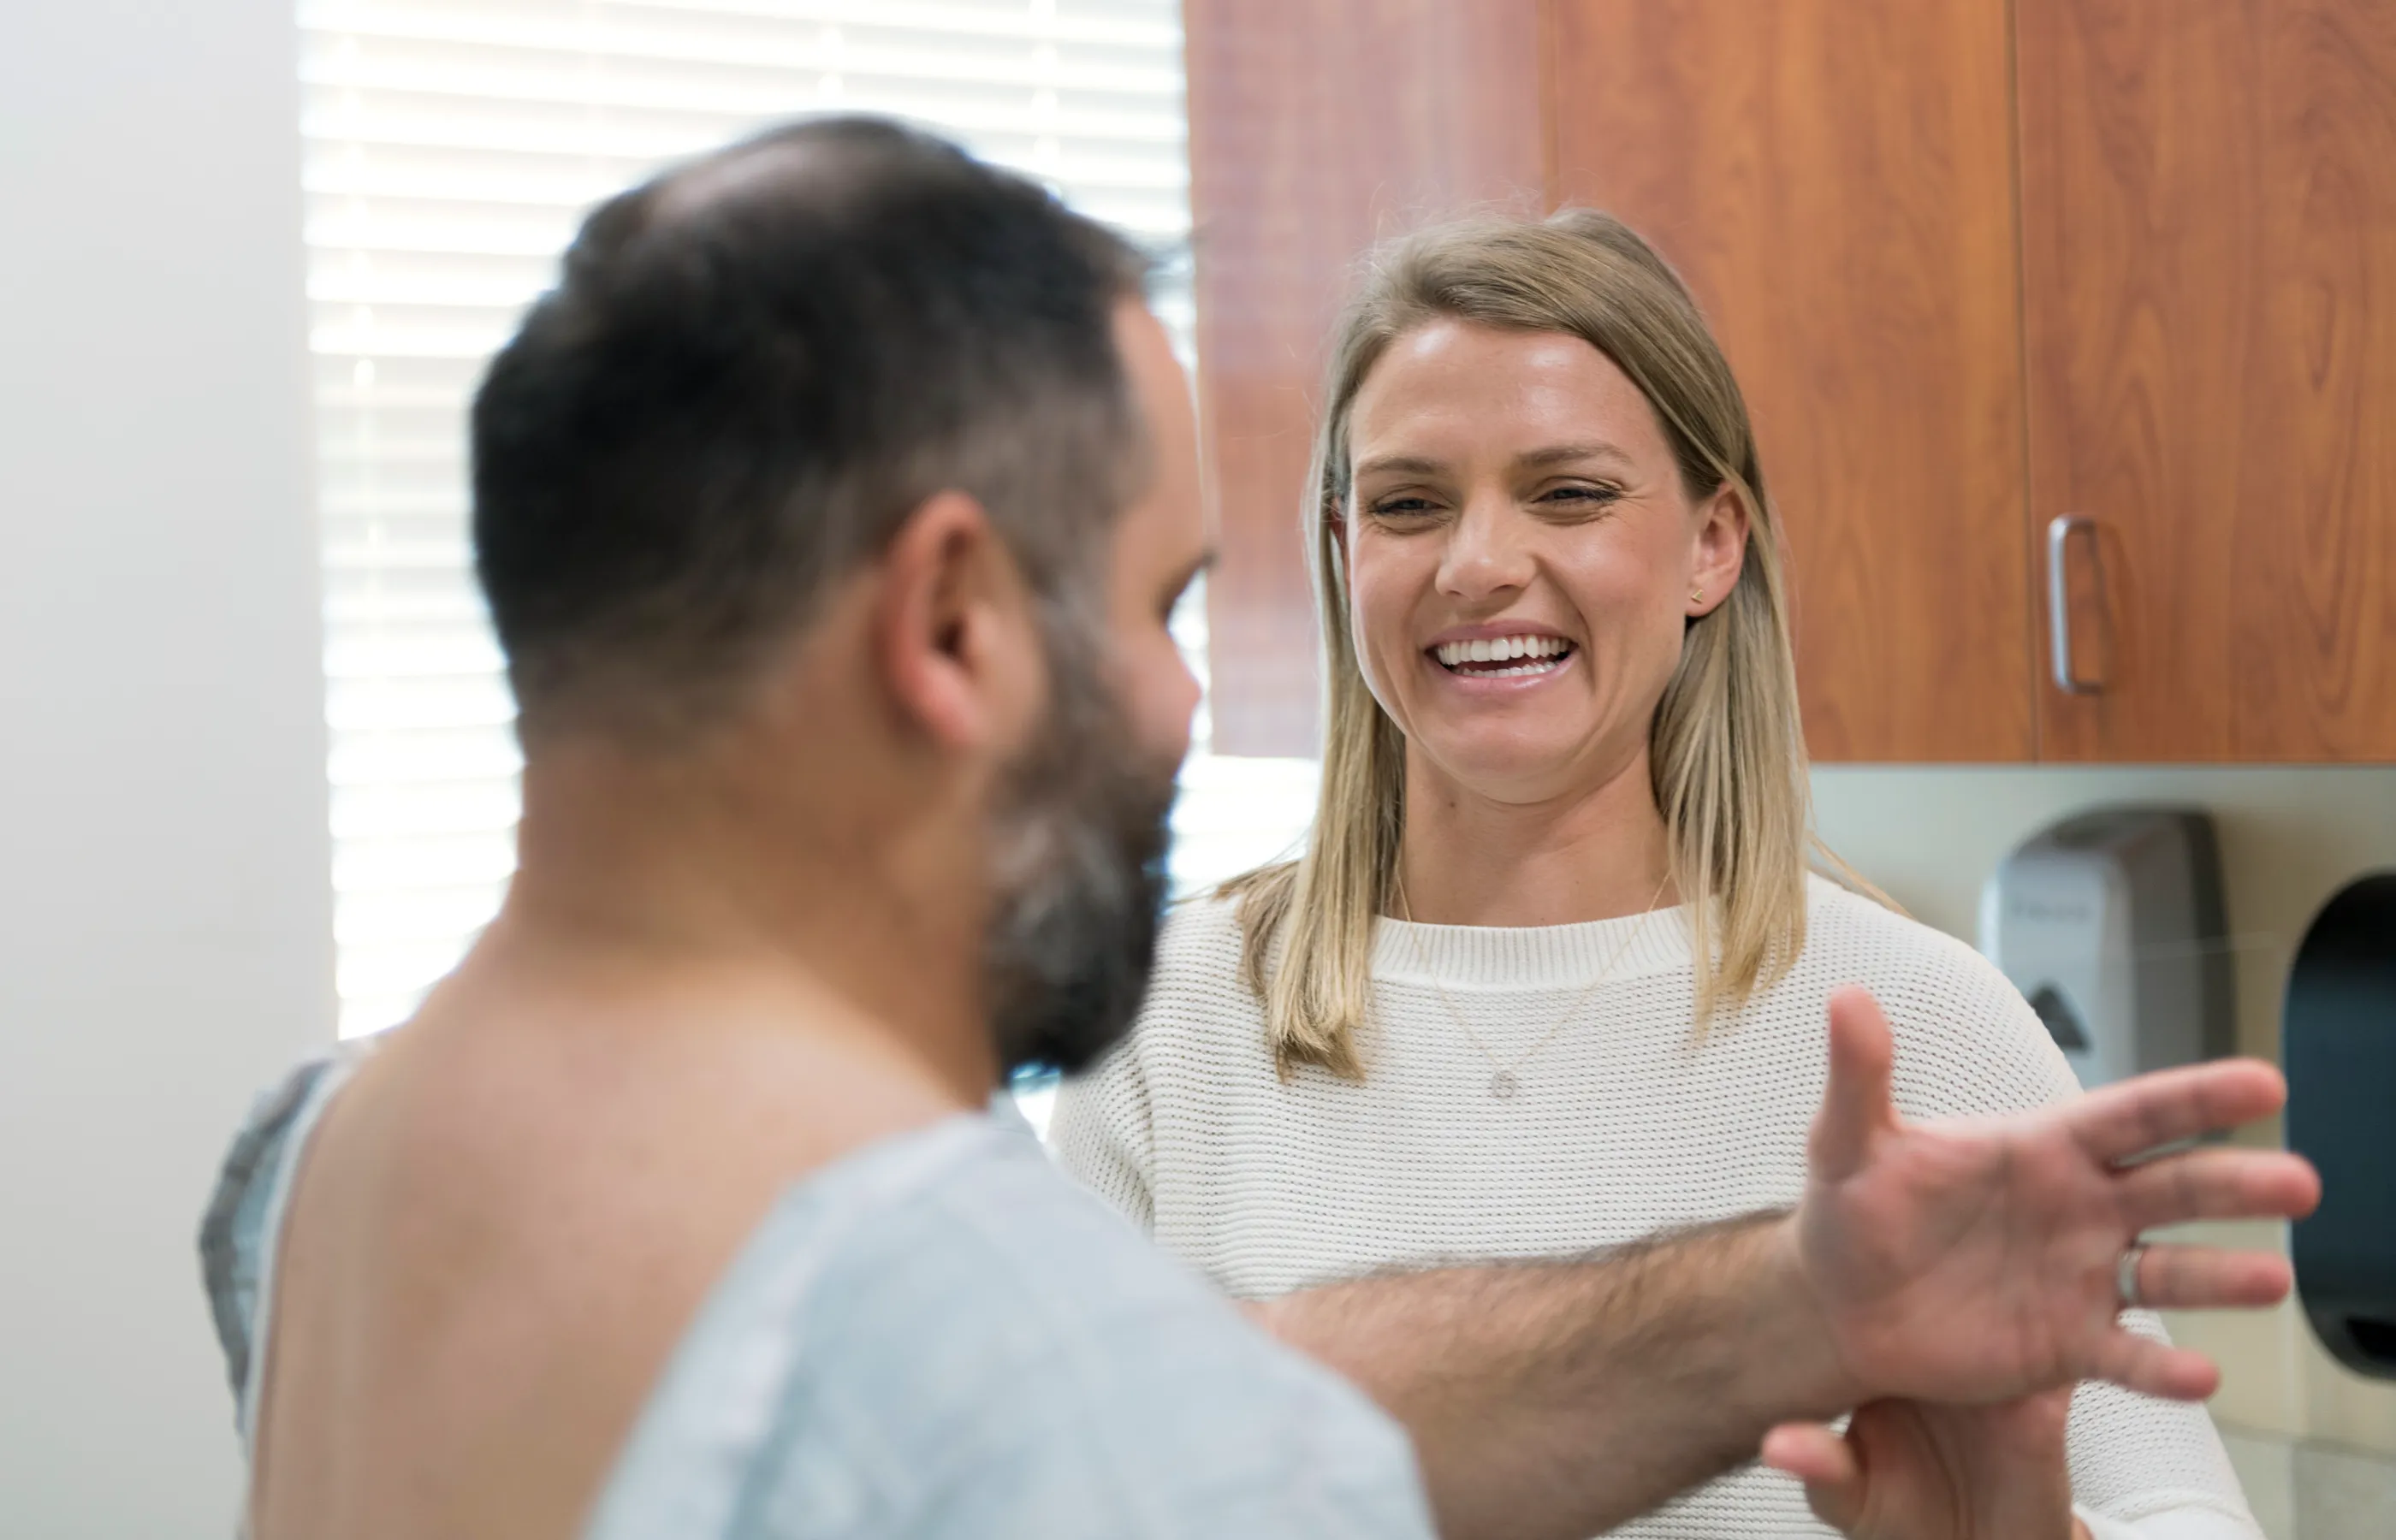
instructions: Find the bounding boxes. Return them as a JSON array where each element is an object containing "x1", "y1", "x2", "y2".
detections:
[{"x1": 1432, "y1": 634, "x2": 1573, "y2": 676}]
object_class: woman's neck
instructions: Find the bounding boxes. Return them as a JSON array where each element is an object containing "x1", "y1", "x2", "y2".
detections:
[{"x1": 1397, "y1": 742, "x2": 1675, "y2": 928}]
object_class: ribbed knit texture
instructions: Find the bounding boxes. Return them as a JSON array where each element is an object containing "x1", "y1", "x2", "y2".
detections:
[{"x1": 1051, "y1": 875, "x2": 2261, "y2": 1538}]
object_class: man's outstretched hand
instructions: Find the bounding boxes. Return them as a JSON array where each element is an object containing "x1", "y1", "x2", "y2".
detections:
[
  {"x1": 1791, "y1": 986, "x2": 2319, "y2": 1408},
  {"x1": 1242, "y1": 986, "x2": 2316, "y2": 1540}
]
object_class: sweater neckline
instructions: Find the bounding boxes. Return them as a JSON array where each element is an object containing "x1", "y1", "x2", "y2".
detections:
[{"x1": 1370, "y1": 903, "x2": 1696, "y2": 991}]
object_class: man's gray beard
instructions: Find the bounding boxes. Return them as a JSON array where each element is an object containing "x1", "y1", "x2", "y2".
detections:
[{"x1": 982, "y1": 611, "x2": 1178, "y2": 1078}]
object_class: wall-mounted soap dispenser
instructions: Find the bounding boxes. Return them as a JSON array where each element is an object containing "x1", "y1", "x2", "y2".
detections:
[
  {"x1": 1978, "y1": 807, "x2": 2234, "y2": 1090},
  {"x1": 2286, "y1": 872, "x2": 2396, "y2": 1381}
]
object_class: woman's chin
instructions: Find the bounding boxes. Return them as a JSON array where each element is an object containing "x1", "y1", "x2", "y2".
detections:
[{"x1": 1408, "y1": 733, "x2": 1609, "y2": 804}]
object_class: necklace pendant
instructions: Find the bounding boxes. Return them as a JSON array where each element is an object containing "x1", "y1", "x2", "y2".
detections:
[{"x1": 1490, "y1": 1069, "x2": 1521, "y2": 1100}]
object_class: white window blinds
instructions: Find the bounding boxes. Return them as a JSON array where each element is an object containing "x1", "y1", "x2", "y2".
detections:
[{"x1": 300, "y1": 0, "x2": 1313, "y2": 1039}]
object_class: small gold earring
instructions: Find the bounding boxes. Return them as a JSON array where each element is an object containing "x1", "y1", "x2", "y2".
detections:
[{"x1": 1690, "y1": 588, "x2": 1705, "y2": 605}]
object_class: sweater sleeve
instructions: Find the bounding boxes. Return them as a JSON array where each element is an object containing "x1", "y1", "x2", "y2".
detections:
[
  {"x1": 1048, "y1": 1036, "x2": 1157, "y2": 1234},
  {"x1": 1861, "y1": 906, "x2": 2264, "y2": 1540}
]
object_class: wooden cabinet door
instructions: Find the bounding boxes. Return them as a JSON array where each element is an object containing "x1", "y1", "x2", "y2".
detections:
[
  {"x1": 1549, "y1": 0, "x2": 2037, "y2": 762},
  {"x1": 2019, "y1": 0, "x2": 2396, "y2": 760},
  {"x1": 1184, "y1": 0, "x2": 1546, "y2": 757}
]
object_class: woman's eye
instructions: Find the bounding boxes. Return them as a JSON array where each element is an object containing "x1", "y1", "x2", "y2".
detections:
[
  {"x1": 1541, "y1": 483, "x2": 1621, "y2": 508},
  {"x1": 1368, "y1": 497, "x2": 1441, "y2": 519}
]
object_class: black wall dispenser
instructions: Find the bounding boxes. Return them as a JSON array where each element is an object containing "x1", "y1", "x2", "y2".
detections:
[{"x1": 2285, "y1": 871, "x2": 2396, "y2": 1380}]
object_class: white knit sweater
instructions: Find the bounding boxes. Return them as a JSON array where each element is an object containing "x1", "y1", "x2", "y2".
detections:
[{"x1": 1050, "y1": 875, "x2": 2262, "y2": 1539}]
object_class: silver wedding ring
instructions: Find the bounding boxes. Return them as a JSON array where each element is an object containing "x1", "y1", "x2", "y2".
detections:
[{"x1": 2117, "y1": 1244, "x2": 2149, "y2": 1310}]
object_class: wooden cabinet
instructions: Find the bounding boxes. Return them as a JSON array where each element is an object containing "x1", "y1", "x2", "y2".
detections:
[
  {"x1": 1548, "y1": 0, "x2": 2035, "y2": 762},
  {"x1": 2019, "y1": 0, "x2": 2396, "y2": 761},
  {"x1": 1184, "y1": 0, "x2": 1545, "y2": 756},
  {"x1": 1184, "y1": 0, "x2": 2396, "y2": 762}
]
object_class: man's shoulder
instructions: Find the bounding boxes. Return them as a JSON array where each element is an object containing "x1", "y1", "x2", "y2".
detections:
[
  {"x1": 632, "y1": 1117, "x2": 1429, "y2": 1537},
  {"x1": 691, "y1": 1114, "x2": 1299, "y2": 1392},
  {"x1": 809, "y1": 1117, "x2": 1272, "y2": 1367}
]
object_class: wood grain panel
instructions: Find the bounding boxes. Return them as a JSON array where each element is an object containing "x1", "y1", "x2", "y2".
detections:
[
  {"x1": 1183, "y1": 0, "x2": 1545, "y2": 756},
  {"x1": 2019, "y1": 0, "x2": 2396, "y2": 761},
  {"x1": 1550, "y1": 0, "x2": 2036, "y2": 762}
]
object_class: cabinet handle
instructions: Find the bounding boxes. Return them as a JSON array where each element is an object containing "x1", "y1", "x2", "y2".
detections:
[{"x1": 2047, "y1": 513, "x2": 2102, "y2": 695}]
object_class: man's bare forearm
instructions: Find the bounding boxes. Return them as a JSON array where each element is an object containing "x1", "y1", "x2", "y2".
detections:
[{"x1": 1249, "y1": 1211, "x2": 1866, "y2": 1540}]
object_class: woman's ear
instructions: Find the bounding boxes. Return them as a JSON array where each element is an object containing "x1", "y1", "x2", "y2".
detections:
[
  {"x1": 871, "y1": 491, "x2": 1044, "y2": 755},
  {"x1": 1688, "y1": 482, "x2": 1751, "y2": 616}
]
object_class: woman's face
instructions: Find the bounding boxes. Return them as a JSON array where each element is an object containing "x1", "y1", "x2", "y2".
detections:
[{"x1": 1343, "y1": 320, "x2": 1748, "y2": 805}]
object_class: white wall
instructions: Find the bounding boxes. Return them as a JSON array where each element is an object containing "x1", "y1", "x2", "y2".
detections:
[
  {"x1": 0, "y1": 0, "x2": 336, "y2": 1531},
  {"x1": 1814, "y1": 766, "x2": 2396, "y2": 1454}
]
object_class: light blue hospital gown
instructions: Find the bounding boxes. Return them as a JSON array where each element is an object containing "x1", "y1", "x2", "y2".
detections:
[{"x1": 199, "y1": 1056, "x2": 1435, "y2": 1538}]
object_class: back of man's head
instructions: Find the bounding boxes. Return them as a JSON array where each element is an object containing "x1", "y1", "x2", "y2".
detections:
[{"x1": 470, "y1": 116, "x2": 1152, "y2": 746}]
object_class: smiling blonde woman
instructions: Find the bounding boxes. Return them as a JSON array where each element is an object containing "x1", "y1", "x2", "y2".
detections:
[{"x1": 1050, "y1": 211, "x2": 2263, "y2": 1538}]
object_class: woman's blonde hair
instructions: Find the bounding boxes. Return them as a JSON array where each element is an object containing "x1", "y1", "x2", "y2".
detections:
[{"x1": 1226, "y1": 208, "x2": 1853, "y2": 1080}]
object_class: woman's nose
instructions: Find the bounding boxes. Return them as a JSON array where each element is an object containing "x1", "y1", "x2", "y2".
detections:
[{"x1": 1437, "y1": 497, "x2": 1533, "y2": 599}]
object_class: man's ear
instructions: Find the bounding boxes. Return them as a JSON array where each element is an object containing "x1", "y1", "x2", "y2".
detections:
[
  {"x1": 871, "y1": 491, "x2": 1043, "y2": 753},
  {"x1": 1689, "y1": 482, "x2": 1752, "y2": 616}
]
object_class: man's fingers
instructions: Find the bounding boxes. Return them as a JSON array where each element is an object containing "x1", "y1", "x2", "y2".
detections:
[
  {"x1": 2128, "y1": 1242, "x2": 2295, "y2": 1312},
  {"x1": 2115, "y1": 1146, "x2": 2321, "y2": 1233},
  {"x1": 2062, "y1": 1058, "x2": 2286, "y2": 1165},
  {"x1": 1811, "y1": 986, "x2": 1900, "y2": 1180},
  {"x1": 2090, "y1": 1327, "x2": 2222, "y2": 1401},
  {"x1": 1759, "y1": 1423, "x2": 1862, "y2": 1531}
]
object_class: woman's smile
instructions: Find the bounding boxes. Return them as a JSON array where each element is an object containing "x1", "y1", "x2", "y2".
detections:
[{"x1": 1422, "y1": 626, "x2": 1580, "y2": 690}]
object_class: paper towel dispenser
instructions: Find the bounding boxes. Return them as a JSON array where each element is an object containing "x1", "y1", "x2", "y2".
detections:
[
  {"x1": 1978, "y1": 808, "x2": 2233, "y2": 1090},
  {"x1": 2286, "y1": 872, "x2": 2396, "y2": 1381}
]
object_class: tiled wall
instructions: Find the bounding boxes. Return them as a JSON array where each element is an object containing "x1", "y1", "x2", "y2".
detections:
[{"x1": 1812, "y1": 766, "x2": 2396, "y2": 1460}]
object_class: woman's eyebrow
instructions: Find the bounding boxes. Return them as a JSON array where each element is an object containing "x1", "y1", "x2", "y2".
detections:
[
  {"x1": 1352, "y1": 453, "x2": 1447, "y2": 481},
  {"x1": 1514, "y1": 441, "x2": 1634, "y2": 471},
  {"x1": 1354, "y1": 443, "x2": 1634, "y2": 481}
]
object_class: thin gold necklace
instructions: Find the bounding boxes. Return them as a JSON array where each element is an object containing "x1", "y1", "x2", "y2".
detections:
[{"x1": 1392, "y1": 868, "x2": 1675, "y2": 1100}]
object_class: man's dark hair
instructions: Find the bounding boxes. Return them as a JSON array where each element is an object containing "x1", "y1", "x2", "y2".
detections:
[{"x1": 471, "y1": 116, "x2": 1153, "y2": 743}]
